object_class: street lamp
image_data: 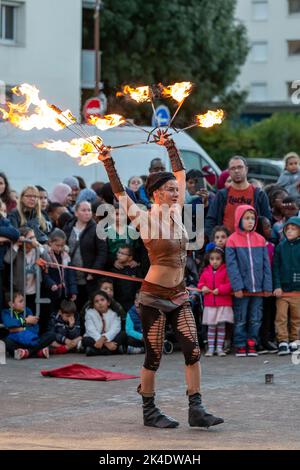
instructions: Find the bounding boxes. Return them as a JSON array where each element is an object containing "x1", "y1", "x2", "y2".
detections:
[{"x1": 94, "y1": 0, "x2": 102, "y2": 97}]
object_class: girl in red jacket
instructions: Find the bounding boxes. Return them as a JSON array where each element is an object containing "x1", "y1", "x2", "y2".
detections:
[{"x1": 198, "y1": 247, "x2": 233, "y2": 357}]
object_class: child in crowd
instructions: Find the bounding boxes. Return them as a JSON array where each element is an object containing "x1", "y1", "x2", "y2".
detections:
[
  {"x1": 212, "y1": 225, "x2": 230, "y2": 250},
  {"x1": 268, "y1": 188, "x2": 289, "y2": 224},
  {"x1": 198, "y1": 247, "x2": 233, "y2": 356},
  {"x1": 125, "y1": 292, "x2": 144, "y2": 354},
  {"x1": 4, "y1": 226, "x2": 44, "y2": 314},
  {"x1": 271, "y1": 196, "x2": 300, "y2": 244},
  {"x1": 111, "y1": 245, "x2": 140, "y2": 312},
  {"x1": 1, "y1": 292, "x2": 55, "y2": 359},
  {"x1": 277, "y1": 152, "x2": 300, "y2": 199},
  {"x1": 42, "y1": 229, "x2": 77, "y2": 311},
  {"x1": 48, "y1": 299, "x2": 82, "y2": 354},
  {"x1": 273, "y1": 217, "x2": 300, "y2": 355},
  {"x1": 83, "y1": 290, "x2": 125, "y2": 356},
  {"x1": 98, "y1": 278, "x2": 126, "y2": 325},
  {"x1": 256, "y1": 217, "x2": 278, "y2": 353},
  {"x1": 226, "y1": 205, "x2": 273, "y2": 357},
  {"x1": 0, "y1": 199, "x2": 20, "y2": 312}
]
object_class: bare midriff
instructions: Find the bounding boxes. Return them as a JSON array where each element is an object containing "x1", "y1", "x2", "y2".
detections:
[{"x1": 145, "y1": 265, "x2": 185, "y2": 288}]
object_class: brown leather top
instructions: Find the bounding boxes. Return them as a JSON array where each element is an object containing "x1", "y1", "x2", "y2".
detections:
[{"x1": 143, "y1": 216, "x2": 188, "y2": 268}]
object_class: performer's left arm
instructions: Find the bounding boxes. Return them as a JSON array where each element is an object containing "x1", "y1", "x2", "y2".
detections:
[{"x1": 155, "y1": 130, "x2": 186, "y2": 207}]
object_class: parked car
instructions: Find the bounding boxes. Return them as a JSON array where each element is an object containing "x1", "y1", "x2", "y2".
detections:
[{"x1": 246, "y1": 158, "x2": 284, "y2": 185}]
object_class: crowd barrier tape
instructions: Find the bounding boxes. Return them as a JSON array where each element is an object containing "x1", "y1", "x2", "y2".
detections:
[{"x1": 36, "y1": 259, "x2": 300, "y2": 298}]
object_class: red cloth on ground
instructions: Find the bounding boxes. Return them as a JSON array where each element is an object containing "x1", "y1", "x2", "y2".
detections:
[{"x1": 41, "y1": 363, "x2": 139, "y2": 381}]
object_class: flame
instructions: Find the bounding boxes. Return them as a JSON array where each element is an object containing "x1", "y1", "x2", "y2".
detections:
[
  {"x1": 196, "y1": 109, "x2": 224, "y2": 128},
  {"x1": 162, "y1": 81, "x2": 193, "y2": 103},
  {"x1": 88, "y1": 114, "x2": 125, "y2": 130},
  {"x1": 116, "y1": 85, "x2": 151, "y2": 103},
  {"x1": 36, "y1": 136, "x2": 103, "y2": 166},
  {"x1": 0, "y1": 83, "x2": 76, "y2": 131}
]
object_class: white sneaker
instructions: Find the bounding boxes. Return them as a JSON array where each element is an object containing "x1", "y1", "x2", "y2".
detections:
[
  {"x1": 289, "y1": 341, "x2": 300, "y2": 353},
  {"x1": 216, "y1": 350, "x2": 226, "y2": 357},
  {"x1": 205, "y1": 350, "x2": 214, "y2": 357},
  {"x1": 127, "y1": 346, "x2": 144, "y2": 354},
  {"x1": 278, "y1": 342, "x2": 290, "y2": 356}
]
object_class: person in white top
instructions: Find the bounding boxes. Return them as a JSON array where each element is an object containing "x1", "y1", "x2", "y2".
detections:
[{"x1": 82, "y1": 290, "x2": 125, "y2": 356}]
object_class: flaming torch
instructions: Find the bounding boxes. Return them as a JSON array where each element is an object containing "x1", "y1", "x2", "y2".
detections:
[
  {"x1": 0, "y1": 83, "x2": 76, "y2": 131},
  {"x1": 87, "y1": 114, "x2": 125, "y2": 130},
  {"x1": 36, "y1": 136, "x2": 103, "y2": 166},
  {"x1": 161, "y1": 81, "x2": 193, "y2": 127},
  {"x1": 180, "y1": 109, "x2": 225, "y2": 132}
]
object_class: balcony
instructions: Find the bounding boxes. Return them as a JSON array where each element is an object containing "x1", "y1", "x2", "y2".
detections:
[{"x1": 81, "y1": 49, "x2": 101, "y2": 89}]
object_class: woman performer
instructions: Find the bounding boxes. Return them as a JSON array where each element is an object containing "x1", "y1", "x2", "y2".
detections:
[{"x1": 98, "y1": 130, "x2": 223, "y2": 429}]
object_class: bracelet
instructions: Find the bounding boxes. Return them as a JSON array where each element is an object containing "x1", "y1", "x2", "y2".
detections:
[
  {"x1": 103, "y1": 158, "x2": 125, "y2": 194},
  {"x1": 166, "y1": 140, "x2": 186, "y2": 172}
]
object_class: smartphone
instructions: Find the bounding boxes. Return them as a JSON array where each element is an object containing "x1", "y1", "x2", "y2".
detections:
[{"x1": 194, "y1": 177, "x2": 207, "y2": 192}]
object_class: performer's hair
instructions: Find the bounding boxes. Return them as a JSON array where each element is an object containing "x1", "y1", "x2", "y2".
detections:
[{"x1": 145, "y1": 171, "x2": 176, "y2": 197}]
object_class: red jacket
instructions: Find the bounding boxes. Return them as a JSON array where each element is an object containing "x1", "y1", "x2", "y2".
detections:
[{"x1": 197, "y1": 263, "x2": 233, "y2": 307}]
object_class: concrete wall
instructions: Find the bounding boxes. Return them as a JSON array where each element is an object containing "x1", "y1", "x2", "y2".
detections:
[{"x1": 0, "y1": 0, "x2": 82, "y2": 117}]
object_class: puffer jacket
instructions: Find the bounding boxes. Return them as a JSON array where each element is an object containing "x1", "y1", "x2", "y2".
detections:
[
  {"x1": 225, "y1": 205, "x2": 273, "y2": 293},
  {"x1": 273, "y1": 216, "x2": 300, "y2": 292},
  {"x1": 197, "y1": 263, "x2": 232, "y2": 307}
]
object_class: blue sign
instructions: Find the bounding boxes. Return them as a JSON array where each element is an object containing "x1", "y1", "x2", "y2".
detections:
[{"x1": 152, "y1": 105, "x2": 171, "y2": 127}]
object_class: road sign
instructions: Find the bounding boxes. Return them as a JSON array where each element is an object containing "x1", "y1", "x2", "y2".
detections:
[
  {"x1": 152, "y1": 105, "x2": 171, "y2": 127},
  {"x1": 83, "y1": 93, "x2": 107, "y2": 122}
]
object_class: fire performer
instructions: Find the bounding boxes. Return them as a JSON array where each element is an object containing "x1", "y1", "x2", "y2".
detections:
[{"x1": 98, "y1": 130, "x2": 224, "y2": 429}]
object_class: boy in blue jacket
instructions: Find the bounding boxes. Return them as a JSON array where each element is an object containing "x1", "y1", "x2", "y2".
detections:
[
  {"x1": 273, "y1": 216, "x2": 300, "y2": 355},
  {"x1": 125, "y1": 292, "x2": 144, "y2": 354},
  {"x1": 226, "y1": 205, "x2": 273, "y2": 357},
  {"x1": 2, "y1": 292, "x2": 55, "y2": 359}
]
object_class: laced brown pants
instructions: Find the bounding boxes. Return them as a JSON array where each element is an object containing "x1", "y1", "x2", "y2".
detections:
[{"x1": 140, "y1": 302, "x2": 201, "y2": 371}]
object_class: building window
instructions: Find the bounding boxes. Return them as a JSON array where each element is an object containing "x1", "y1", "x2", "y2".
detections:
[
  {"x1": 288, "y1": 40, "x2": 300, "y2": 55},
  {"x1": 288, "y1": 0, "x2": 300, "y2": 14},
  {"x1": 251, "y1": 42, "x2": 268, "y2": 62},
  {"x1": 252, "y1": 0, "x2": 268, "y2": 21},
  {"x1": 250, "y1": 83, "x2": 268, "y2": 102},
  {"x1": 0, "y1": 3, "x2": 17, "y2": 41}
]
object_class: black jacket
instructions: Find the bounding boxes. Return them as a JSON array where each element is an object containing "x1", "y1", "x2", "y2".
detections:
[
  {"x1": 63, "y1": 218, "x2": 107, "y2": 273},
  {"x1": 8, "y1": 208, "x2": 48, "y2": 244}
]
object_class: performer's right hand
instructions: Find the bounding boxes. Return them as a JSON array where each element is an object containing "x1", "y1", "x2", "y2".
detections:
[{"x1": 98, "y1": 144, "x2": 112, "y2": 161}]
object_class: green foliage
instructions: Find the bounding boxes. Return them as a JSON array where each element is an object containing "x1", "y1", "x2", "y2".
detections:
[
  {"x1": 194, "y1": 113, "x2": 300, "y2": 169},
  {"x1": 100, "y1": 0, "x2": 248, "y2": 123}
]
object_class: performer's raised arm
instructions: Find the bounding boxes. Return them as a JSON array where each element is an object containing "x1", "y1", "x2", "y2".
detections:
[
  {"x1": 98, "y1": 145, "x2": 143, "y2": 225},
  {"x1": 154, "y1": 130, "x2": 186, "y2": 206}
]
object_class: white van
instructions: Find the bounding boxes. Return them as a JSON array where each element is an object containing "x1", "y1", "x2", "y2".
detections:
[{"x1": 0, "y1": 123, "x2": 221, "y2": 192}]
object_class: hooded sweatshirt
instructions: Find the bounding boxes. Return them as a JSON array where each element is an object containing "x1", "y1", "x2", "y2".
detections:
[
  {"x1": 277, "y1": 169, "x2": 300, "y2": 198},
  {"x1": 273, "y1": 216, "x2": 300, "y2": 292},
  {"x1": 225, "y1": 205, "x2": 273, "y2": 293}
]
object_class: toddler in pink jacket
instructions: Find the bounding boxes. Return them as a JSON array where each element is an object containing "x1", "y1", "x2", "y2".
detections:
[{"x1": 198, "y1": 247, "x2": 233, "y2": 357}]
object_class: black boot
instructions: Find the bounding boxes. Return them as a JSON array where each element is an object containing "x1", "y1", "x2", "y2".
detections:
[
  {"x1": 138, "y1": 386, "x2": 179, "y2": 428},
  {"x1": 188, "y1": 392, "x2": 224, "y2": 428}
]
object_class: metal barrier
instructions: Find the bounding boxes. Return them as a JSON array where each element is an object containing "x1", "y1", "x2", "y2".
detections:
[{"x1": 8, "y1": 240, "x2": 50, "y2": 317}]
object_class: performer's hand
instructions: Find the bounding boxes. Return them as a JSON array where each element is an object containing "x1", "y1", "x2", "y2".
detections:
[
  {"x1": 98, "y1": 144, "x2": 112, "y2": 162},
  {"x1": 212, "y1": 288, "x2": 219, "y2": 295},
  {"x1": 154, "y1": 129, "x2": 172, "y2": 147},
  {"x1": 234, "y1": 290, "x2": 244, "y2": 298}
]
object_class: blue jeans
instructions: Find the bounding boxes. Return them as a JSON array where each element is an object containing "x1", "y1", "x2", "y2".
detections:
[{"x1": 233, "y1": 297, "x2": 263, "y2": 348}]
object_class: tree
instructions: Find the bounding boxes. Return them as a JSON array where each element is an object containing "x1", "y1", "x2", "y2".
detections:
[{"x1": 100, "y1": 0, "x2": 249, "y2": 124}]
